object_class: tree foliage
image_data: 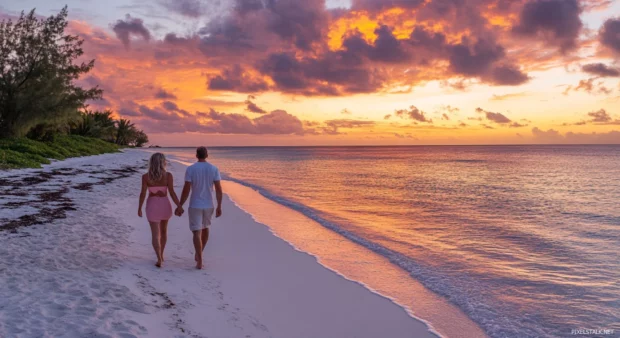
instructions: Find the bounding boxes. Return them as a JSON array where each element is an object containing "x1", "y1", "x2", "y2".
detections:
[
  {"x1": 71, "y1": 113, "x2": 149, "y2": 147},
  {"x1": 0, "y1": 7, "x2": 102, "y2": 137}
]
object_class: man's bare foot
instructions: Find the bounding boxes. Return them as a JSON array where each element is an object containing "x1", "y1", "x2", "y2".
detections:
[
  {"x1": 196, "y1": 259, "x2": 203, "y2": 269},
  {"x1": 155, "y1": 260, "x2": 162, "y2": 268}
]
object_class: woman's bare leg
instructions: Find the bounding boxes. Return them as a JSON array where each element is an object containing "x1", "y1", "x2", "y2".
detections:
[
  {"x1": 149, "y1": 222, "x2": 163, "y2": 267},
  {"x1": 160, "y1": 220, "x2": 169, "y2": 261}
]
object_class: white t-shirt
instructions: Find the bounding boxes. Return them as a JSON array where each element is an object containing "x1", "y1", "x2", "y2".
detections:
[{"x1": 184, "y1": 161, "x2": 221, "y2": 209}]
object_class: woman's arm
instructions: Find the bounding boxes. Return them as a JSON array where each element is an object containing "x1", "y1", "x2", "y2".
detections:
[
  {"x1": 138, "y1": 175, "x2": 147, "y2": 217},
  {"x1": 168, "y1": 173, "x2": 181, "y2": 207}
]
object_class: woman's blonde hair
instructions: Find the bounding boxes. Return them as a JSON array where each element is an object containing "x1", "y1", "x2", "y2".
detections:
[{"x1": 148, "y1": 153, "x2": 167, "y2": 183}]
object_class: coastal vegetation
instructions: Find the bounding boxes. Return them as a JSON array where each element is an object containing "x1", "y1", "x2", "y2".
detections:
[
  {"x1": 0, "y1": 7, "x2": 148, "y2": 168},
  {"x1": 0, "y1": 135, "x2": 119, "y2": 169}
]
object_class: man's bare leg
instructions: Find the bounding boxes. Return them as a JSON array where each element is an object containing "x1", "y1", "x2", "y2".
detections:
[
  {"x1": 160, "y1": 220, "x2": 168, "y2": 262},
  {"x1": 149, "y1": 222, "x2": 163, "y2": 267},
  {"x1": 192, "y1": 230, "x2": 203, "y2": 269},
  {"x1": 201, "y1": 228, "x2": 209, "y2": 252}
]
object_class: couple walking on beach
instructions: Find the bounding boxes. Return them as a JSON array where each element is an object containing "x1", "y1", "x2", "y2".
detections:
[{"x1": 138, "y1": 146, "x2": 222, "y2": 269}]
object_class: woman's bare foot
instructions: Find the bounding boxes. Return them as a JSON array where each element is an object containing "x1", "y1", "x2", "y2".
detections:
[
  {"x1": 195, "y1": 252, "x2": 199, "y2": 262},
  {"x1": 155, "y1": 260, "x2": 162, "y2": 268},
  {"x1": 196, "y1": 259, "x2": 203, "y2": 269}
]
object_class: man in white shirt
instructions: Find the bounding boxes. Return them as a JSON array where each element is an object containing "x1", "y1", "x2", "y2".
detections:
[{"x1": 177, "y1": 146, "x2": 223, "y2": 269}]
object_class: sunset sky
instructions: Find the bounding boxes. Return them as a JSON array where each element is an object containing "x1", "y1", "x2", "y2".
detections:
[{"x1": 2, "y1": 0, "x2": 620, "y2": 145}]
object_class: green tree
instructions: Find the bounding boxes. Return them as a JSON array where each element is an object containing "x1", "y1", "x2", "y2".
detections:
[
  {"x1": 133, "y1": 130, "x2": 149, "y2": 147},
  {"x1": 0, "y1": 7, "x2": 102, "y2": 138},
  {"x1": 70, "y1": 111, "x2": 95, "y2": 137},
  {"x1": 91, "y1": 110, "x2": 116, "y2": 142},
  {"x1": 115, "y1": 118, "x2": 135, "y2": 146},
  {"x1": 71, "y1": 110, "x2": 118, "y2": 141}
]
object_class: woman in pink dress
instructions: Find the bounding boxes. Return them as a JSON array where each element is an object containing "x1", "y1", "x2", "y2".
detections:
[{"x1": 138, "y1": 153, "x2": 181, "y2": 267}]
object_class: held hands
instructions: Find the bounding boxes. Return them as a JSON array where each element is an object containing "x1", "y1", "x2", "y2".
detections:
[{"x1": 175, "y1": 206, "x2": 184, "y2": 217}]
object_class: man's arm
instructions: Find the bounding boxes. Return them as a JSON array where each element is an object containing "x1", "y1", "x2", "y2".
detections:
[
  {"x1": 214, "y1": 181, "x2": 223, "y2": 217},
  {"x1": 179, "y1": 181, "x2": 192, "y2": 207}
]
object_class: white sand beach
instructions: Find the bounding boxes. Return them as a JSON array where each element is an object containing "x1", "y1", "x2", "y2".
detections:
[{"x1": 0, "y1": 149, "x2": 441, "y2": 337}]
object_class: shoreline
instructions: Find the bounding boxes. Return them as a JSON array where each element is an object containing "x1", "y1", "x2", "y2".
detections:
[
  {"x1": 1, "y1": 150, "x2": 446, "y2": 337},
  {"x1": 220, "y1": 179, "x2": 487, "y2": 338}
]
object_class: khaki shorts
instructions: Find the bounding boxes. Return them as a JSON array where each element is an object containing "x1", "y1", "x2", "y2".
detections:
[{"x1": 188, "y1": 208, "x2": 214, "y2": 231}]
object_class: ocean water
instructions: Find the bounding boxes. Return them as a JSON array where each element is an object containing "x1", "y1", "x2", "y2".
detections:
[{"x1": 165, "y1": 145, "x2": 620, "y2": 338}]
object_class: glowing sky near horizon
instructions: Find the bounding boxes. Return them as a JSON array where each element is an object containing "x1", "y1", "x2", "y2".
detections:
[{"x1": 1, "y1": 0, "x2": 619, "y2": 145}]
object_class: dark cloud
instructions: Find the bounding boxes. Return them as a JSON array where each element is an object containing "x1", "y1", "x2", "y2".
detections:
[
  {"x1": 449, "y1": 38, "x2": 505, "y2": 76},
  {"x1": 395, "y1": 106, "x2": 432, "y2": 123},
  {"x1": 208, "y1": 65, "x2": 270, "y2": 93},
  {"x1": 161, "y1": 101, "x2": 179, "y2": 111},
  {"x1": 196, "y1": 0, "x2": 328, "y2": 54},
  {"x1": 352, "y1": 0, "x2": 425, "y2": 11},
  {"x1": 259, "y1": 52, "x2": 384, "y2": 95},
  {"x1": 476, "y1": 107, "x2": 514, "y2": 124},
  {"x1": 244, "y1": 95, "x2": 267, "y2": 114},
  {"x1": 138, "y1": 105, "x2": 178, "y2": 121},
  {"x1": 442, "y1": 113, "x2": 450, "y2": 121},
  {"x1": 361, "y1": 25, "x2": 412, "y2": 63},
  {"x1": 408, "y1": 25, "x2": 447, "y2": 52},
  {"x1": 112, "y1": 15, "x2": 151, "y2": 47},
  {"x1": 163, "y1": 33, "x2": 196, "y2": 46},
  {"x1": 582, "y1": 63, "x2": 620, "y2": 77},
  {"x1": 119, "y1": 107, "x2": 141, "y2": 117},
  {"x1": 161, "y1": 101, "x2": 190, "y2": 116},
  {"x1": 235, "y1": 0, "x2": 265, "y2": 14},
  {"x1": 384, "y1": 114, "x2": 392, "y2": 120},
  {"x1": 512, "y1": 0, "x2": 582, "y2": 53},
  {"x1": 588, "y1": 109, "x2": 611, "y2": 122},
  {"x1": 341, "y1": 109, "x2": 352, "y2": 115},
  {"x1": 160, "y1": 0, "x2": 204, "y2": 18},
  {"x1": 600, "y1": 18, "x2": 620, "y2": 54},
  {"x1": 265, "y1": 0, "x2": 328, "y2": 50},
  {"x1": 203, "y1": 109, "x2": 305, "y2": 135},
  {"x1": 198, "y1": 16, "x2": 257, "y2": 55},
  {"x1": 447, "y1": 38, "x2": 528, "y2": 85},
  {"x1": 155, "y1": 88, "x2": 177, "y2": 100},
  {"x1": 488, "y1": 64, "x2": 530, "y2": 85},
  {"x1": 186, "y1": 2, "x2": 543, "y2": 96},
  {"x1": 486, "y1": 111, "x2": 512, "y2": 124}
]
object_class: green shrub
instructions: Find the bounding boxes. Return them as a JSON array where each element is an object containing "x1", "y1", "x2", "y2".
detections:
[
  {"x1": 0, "y1": 149, "x2": 44, "y2": 169},
  {"x1": 0, "y1": 136, "x2": 119, "y2": 169},
  {"x1": 0, "y1": 138, "x2": 65, "y2": 160}
]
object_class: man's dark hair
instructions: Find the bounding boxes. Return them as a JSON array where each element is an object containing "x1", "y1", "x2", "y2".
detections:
[{"x1": 196, "y1": 146, "x2": 208, "y2": 159}]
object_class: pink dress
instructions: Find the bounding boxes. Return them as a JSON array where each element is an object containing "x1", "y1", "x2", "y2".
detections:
[{"x1": 145, "y1": 186, "x2": 173, "y2": 222}]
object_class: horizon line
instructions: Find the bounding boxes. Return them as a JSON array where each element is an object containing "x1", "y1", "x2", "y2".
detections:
[{"x1": 145, "y1": 143, "x2": 620, "y2": 148}]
